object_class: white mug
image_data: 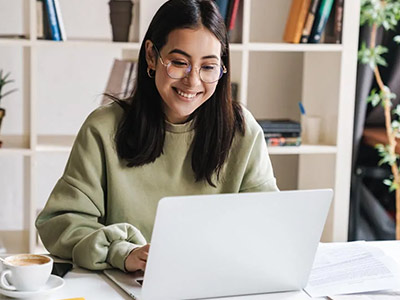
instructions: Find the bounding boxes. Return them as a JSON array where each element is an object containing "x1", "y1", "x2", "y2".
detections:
[{"x1": 0, "y1": 254, "x2": 53, "y2": 291}]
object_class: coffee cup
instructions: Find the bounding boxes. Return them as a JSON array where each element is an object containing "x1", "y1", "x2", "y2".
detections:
[{"x1": 0, "y1": 254, "x2": 53, "y2": 291}]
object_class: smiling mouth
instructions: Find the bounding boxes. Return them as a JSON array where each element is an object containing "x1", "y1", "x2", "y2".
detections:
[{"x1": 173, "y1": 87, "x2": 202, "y2": 100}]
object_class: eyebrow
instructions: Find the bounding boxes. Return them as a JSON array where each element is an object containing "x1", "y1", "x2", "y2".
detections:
[{"x1": 168, "y1": 48, "x2": 219, "y2": 60}]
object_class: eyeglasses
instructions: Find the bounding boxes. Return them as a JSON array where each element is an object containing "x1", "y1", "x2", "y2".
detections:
[{"x1": 153, "y1": 45, "x2": 227, "y2": 83}]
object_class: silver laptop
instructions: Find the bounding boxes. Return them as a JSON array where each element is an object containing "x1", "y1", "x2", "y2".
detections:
[{"x1": 104, "y1": 189, "x2": 332, "y2": 300}]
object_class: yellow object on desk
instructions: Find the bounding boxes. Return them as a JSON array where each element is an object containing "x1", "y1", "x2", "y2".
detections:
[{"x1": 60, "y1": 298, "x2": 85, "y2": 300}]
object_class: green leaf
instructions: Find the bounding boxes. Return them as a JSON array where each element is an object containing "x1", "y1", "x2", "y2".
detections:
[
  {"x1": 382, "y1": 176, "x2": 399, "y2": 193},
  {"x1": 358, "y1": 43, "x2": 388, "y2": 69},
  {"x1": 0, "y1": 69, "x2": 16, "y2": 103},
  {"x1": 393, "y1": 105, "x2": 400, "y2": 117},
  {"x1": 1, "y1": 88, "x2": 18, "y2": 99},
  {"x1": 392, "y1": 120, "x2": 400, "y2": 130},
  {"x1": 375, "y1": 143, "x2": 397, "y2": 166},
  {"x1": 367, "y1": 89, "x2": 381, "y2": 106},
  {"x1": 395, "y1": 35, "x2": 400, "y2": 43},
  {"x1": 383, "y1": 178, "x2": 392, "y2": 186},
  {"x1": 360, "y1": 0, "x2": 400, "y2": 29}
]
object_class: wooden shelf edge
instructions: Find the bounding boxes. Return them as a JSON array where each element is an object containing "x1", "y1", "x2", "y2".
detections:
[
  {"x1": 268, "y1": 145, "x2": 337, "y2": 155},
  {"x1": 0, "y1": 149, "x2": 32, "y2": 156},
  {"x1": 248, "y1": 43, "x2": 343, "y2": 52}
]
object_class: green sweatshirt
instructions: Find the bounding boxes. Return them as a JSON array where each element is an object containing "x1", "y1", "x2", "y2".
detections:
[{"x1": 36, "y1": 103, "x2": 278, "y2": 272}]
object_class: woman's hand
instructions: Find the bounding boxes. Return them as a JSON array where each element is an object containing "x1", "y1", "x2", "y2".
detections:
[{"x1": 125, "y1": 244, "x2": 150, "y2": 272}]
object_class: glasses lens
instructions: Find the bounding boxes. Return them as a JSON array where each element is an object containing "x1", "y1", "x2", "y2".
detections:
[
  {"x1": 165, "y1": 61, "x2": 224, "y2": 83},
  {"x1": 200, "y1": 65, "x2": 223, "y2": 83},
  {"x1": 166, "y1": 61, "x2": 190, "y2": 79}
]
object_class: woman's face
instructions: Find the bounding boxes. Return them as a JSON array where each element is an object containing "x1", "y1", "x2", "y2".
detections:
[{"x1": 146, "y1": 26, "x2": 223, "y2": 124}]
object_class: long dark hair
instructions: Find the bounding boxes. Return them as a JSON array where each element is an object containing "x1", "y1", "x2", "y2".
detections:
[{"x1": 114, "y1": 0, "x2": 245, "y2": 187}]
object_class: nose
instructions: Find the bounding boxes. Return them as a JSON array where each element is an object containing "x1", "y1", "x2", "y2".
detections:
[{"x1": 183, "y1": 66, "x2": 202, "y2": 86}]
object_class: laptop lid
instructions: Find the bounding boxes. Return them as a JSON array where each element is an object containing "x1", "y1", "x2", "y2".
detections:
[{"x1": 142, "y1": 189, "x2": 332, "y2": 300}]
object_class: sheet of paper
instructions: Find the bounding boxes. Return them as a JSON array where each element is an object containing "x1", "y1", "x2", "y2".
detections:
[
  {"x1": 328, "y1": 290, "x2": 400, "y2": 299},
  {"x1": 304, "y1": 241, "x2": 400, "y2": 298}
]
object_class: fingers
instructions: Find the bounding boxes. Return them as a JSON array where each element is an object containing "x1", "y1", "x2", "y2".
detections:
[{"x1": 125, "y1": 244, "x2": 151, "y2": 272}]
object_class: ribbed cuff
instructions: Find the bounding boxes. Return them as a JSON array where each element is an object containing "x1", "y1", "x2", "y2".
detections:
[{"x1": 107, "y1": 240, "x2": 138, "y2": 272}]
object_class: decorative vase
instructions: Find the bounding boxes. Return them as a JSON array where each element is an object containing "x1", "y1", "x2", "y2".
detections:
[
  {"x1": 0, "y1": 108, "x2": 5, "y2": 148},
  {"x1": 109, "y1": 0, "x2": 134, "y2": 42}
]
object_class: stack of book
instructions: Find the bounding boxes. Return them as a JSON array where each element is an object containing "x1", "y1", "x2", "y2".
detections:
[
  {"x1": 214, "y1": 0, "x2": 241, "y2": 36},
  {"x1": 102, "y1": 59, "x2": 138, "y2": 105},
  {"x1": 257, "y1": 119, "x2": 301, "y2": 147},
  {"x1": 37, "y1": 0, "x2": 66, "y2": 41},
  {"x1": 283, "y1": 0, "x2": 343, "y2": 44}
]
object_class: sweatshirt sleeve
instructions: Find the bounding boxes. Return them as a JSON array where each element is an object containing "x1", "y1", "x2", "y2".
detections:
[
  {"x1": 35, "y1": 111, "x2": 146, "y2": 271},
  {"x1": 239, "y1": 118, "x2": 279, "y2": 193}
]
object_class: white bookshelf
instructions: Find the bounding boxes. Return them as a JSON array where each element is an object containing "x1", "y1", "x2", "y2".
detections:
[{"x1": 0, "y1": 0, "x2": 360, "y2": 253}]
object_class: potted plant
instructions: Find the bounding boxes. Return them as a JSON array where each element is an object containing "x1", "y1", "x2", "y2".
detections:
[
  {"x1": 358, "y1": 0, "x2": 400, "y2": 238},
  {"x1": 0, "y1": 69, "x2": 17, "y2": 147},
  {"x1": 109, "y1": 0, "x2": 134, "y2": 42}
]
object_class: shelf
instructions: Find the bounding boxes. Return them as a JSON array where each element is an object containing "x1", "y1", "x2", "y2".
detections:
[
  {"x1": 36, "y1": 135, "x2": 75, "y2": 152},
  {"x1": 0, "y1": 148, "x2": 31, "y2": 156},
  {"x1": 248, "y1": 43, "x2": 343, "y2": 52},
  {"x1": 268, "y1": 145, "x2": 337, "y2": 155},
  {"x1": 34, "y1": 39, "x2": 141, "y2": 50},
  {"x1": 0, "y1": 136, "x2": 30, "y2": 155},
  {"x1": 0, "y1": 39, "x2": 343, "y2": 53},
  {"x1": 229, "y1": 43, "x2": 245, "y2": 51},
  {"x1": 0, "y1": 38, "x2": 31, "y2": 47}
]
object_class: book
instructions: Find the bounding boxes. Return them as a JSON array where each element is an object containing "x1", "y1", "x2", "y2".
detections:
[
  {"x1": 333, "y1": 0, "x2": 344, "y2": 43},
  {"x1": 53, "y1": 0, "x2": 67, "y2": 41},
  {"x1": 225, "y1": 0, "x2": 235, "y2": 27},
  {"x1": 43, "y1": 0, "x2": 62, "y2": 41},
  {"x1": 264, "y1": 132, "x2": 301, "y2": 138},
  {"x1": 308, "y1": 0, "x2": 335, "y2": 43},
  {"x1": 36, "y1": 0, "x2": 44, "y2": 39},
  {"x1": 257, "y1": 119, "x2": 301, "y2": 134},
  {"x1": 300, "y1": 0, "x2": 321, "y2": 43},
  {"x1": 283, "y1": 0, "x2": 312, "y2": 43},
  {"x1": 215, "y1": 0, "x2": 230, "y2": 20},
  {"x1": 226, "y1": 0, "x2": 240, "y2": 32},
  {"x1": 266, "y1": 136, "x2": 301, "y2": 147},
  {"x1": 37, "y1": 0, "x2": 51, "y2": 40},
  {"x1": 102, "y1": 59, "x2": 137, "y2": 105}
]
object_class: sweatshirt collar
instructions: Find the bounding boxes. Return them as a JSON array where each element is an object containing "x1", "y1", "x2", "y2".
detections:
[{"x1": 165, "y1": 118, "x2": 195, "y2": 133}]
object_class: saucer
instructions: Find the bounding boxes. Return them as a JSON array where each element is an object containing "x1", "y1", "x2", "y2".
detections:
[{"x1": 0, "y1": 275, "x2": 64, "y2": 298}]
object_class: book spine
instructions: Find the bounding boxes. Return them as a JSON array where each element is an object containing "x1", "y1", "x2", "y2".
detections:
[
  {"x1": 283, "y1": 0, "x2": 312, "y2": 44},
  {"x1": 43, "y1": 0, "x2": 61, "y2": 41},
  {"x1": 308, "y1": 0, "x2": 334, "y2": 43},
  {"x1": 53, "y1": 0, "x2": 67, "y2": 41},
  {"x1": 264, "y1": 132, "x2": 301, "y2": 138},
  {"x1": 215, "y1": 0, "x2": 230, "y2": 20},
  {"x1": 228, "y1": 0, "x2": 240, "y2": 31},
  {"x1": 300, "y1": 0, "x2": 321, "y2": 43},
  {"x1": 333, "y1": 0, "x2": 344, "y2": 44},
  {"x1": 40, "y1": 0, "x2": 51, "y2": 39},
  {"x1": 266, "y1": 137, "x2": 302, "y2": 147},
  {"x1": 225, "y1": 0, "x2": 235, "y2": 27}
]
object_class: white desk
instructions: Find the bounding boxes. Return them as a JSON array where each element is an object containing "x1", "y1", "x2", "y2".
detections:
[{"x1": 1, "y1": 241, "x2": 399, "y2": 300}]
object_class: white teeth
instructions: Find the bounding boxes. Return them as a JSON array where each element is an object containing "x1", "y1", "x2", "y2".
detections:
[{"x1": 176, "y1": 89, "x2": 197, "y2": 99}]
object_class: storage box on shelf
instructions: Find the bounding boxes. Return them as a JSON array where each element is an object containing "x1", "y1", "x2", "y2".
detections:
[{"x1": 0, "y1": 0, "x2": 359, "y2": 253}]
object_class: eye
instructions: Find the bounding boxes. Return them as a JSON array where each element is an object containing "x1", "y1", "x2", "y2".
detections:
[
  {"x1": 201, "y1": 64, "x2": 219, "y2": 72},
  {"x1": 171, "y1": 60, "x2": 189, "y2": 68}
]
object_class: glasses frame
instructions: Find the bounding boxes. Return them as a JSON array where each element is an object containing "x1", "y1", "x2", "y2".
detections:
[{"x1": 152, "y1": 45, "x2": 227, "y2": 83}]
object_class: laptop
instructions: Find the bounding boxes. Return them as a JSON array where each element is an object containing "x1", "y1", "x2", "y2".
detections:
[{"x1": 104, "y1": 189, "x2": 332, "y2": 300}]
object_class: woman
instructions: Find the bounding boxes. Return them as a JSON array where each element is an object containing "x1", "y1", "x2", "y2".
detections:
[{"x1": 36, "y1": 0, "x2": 278, "y2": 273}]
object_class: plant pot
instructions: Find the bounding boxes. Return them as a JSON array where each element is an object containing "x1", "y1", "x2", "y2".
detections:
[{"x1": 109, "y1": 0, "x2": 134, "y2": 42}]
